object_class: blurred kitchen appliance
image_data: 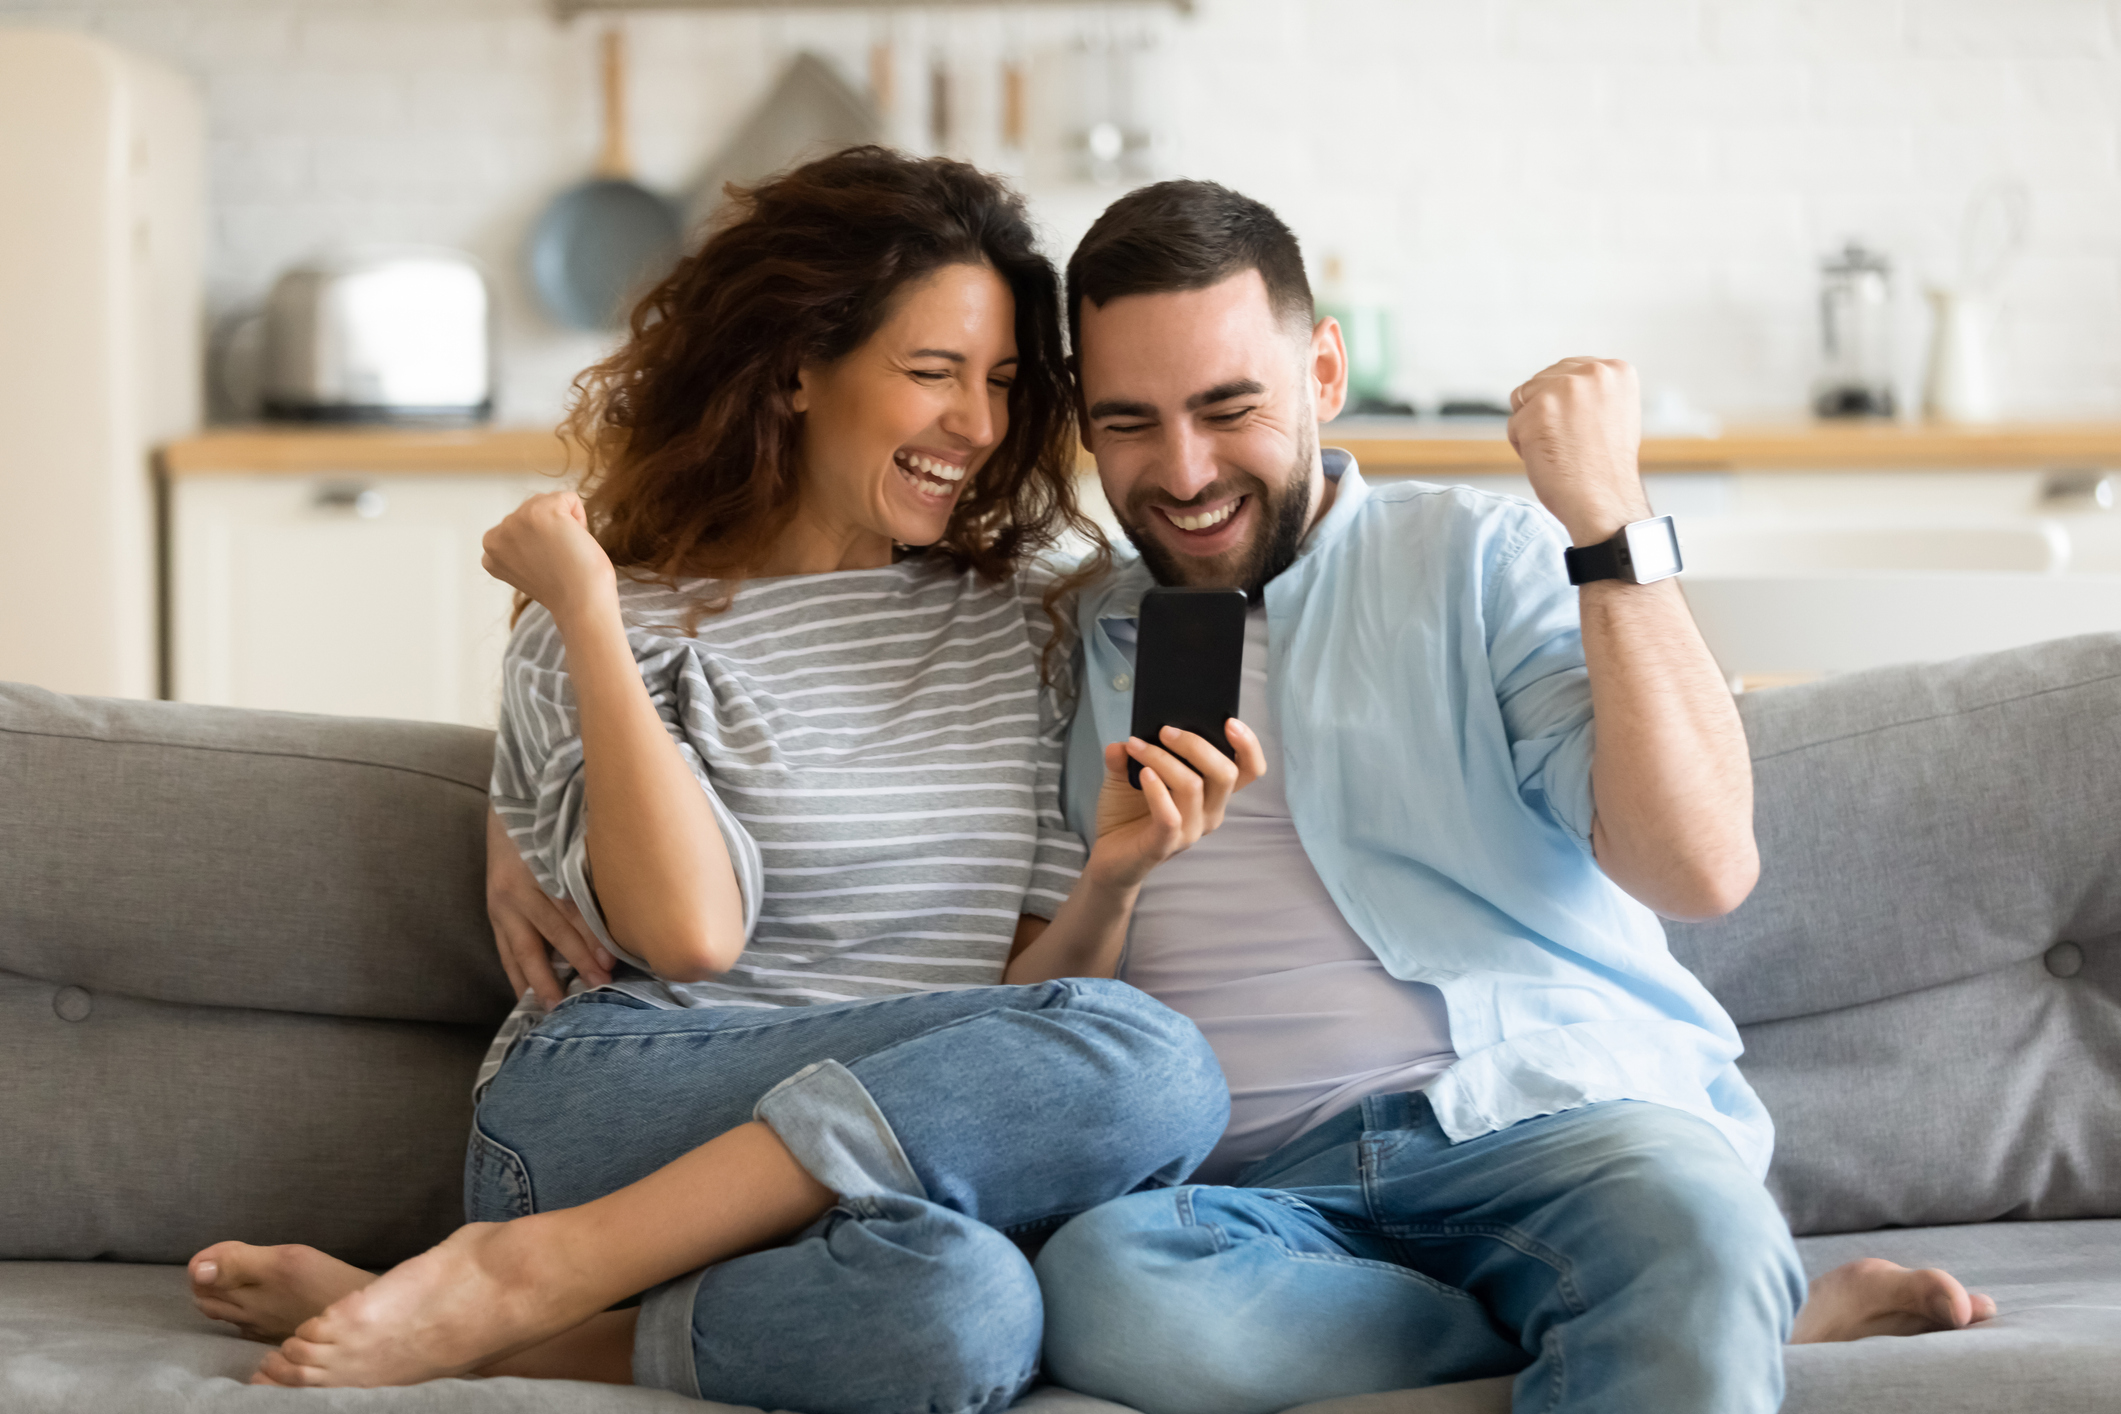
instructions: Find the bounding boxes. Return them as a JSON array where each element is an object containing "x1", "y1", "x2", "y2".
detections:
[
  {"x1": 529, "y1": 29, "x2": 684, "y2": 331},
  {"x1": 1924, "y1": 181, "x2": 2030, "y2": 426},
  {"x1": 1812, "y1": 242, "x2": 1896, "y2": 419},
  {"x1": 260, "y1": 250, "x2": 493, "y2": 423},
  {"x1": 0, "y1": 31, "x2": 202, "y2": 699}
]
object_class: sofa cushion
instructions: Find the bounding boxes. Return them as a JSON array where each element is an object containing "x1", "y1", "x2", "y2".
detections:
[
  {"x1": 0, "y1": 685, "x2": 515, "y2": 1266},
  {"x1": 0, "y1": 973, "x2": 487, "y2": 1267},
  {"x1": 0, "y1": 1260, "x2": 711, "y2": 1412},
  {"x1": 1665, "y1": 635, "x2": 2121, "y2": 1234},
  {"x1": 1778, "y1": 1220, "x2": 2121, "y2": 1414},
  {"x1": 0, "y1": 683, "x2": 509, "y2": 1026},
  {"x1": 0, "y1": 1261, "x2": 1141, "y2": 1414},
  {"x1": 7, "y1": 1222, "x2": 2117, "y2": 1413},
  {"x1": 1280, "y1": 1220, "x2": 2121, "y2": 1414}
]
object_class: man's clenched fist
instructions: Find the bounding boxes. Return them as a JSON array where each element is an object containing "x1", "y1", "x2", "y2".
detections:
[{"x1": 1506, "y1": 357, "x2": 1653, "y2": 549}]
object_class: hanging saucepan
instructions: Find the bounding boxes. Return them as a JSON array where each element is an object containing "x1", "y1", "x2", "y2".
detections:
[{"x1": 528, "y1": 29, "x2": 684, "y2": 332}]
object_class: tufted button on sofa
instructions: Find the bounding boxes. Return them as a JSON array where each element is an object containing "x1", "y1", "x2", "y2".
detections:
[{"x1": 3, "y1": 634, "x2": 2119, "y2": 1413}]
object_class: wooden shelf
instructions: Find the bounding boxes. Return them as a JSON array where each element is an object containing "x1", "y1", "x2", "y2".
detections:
[{"x1": 160, "y1": 420, "x2": 2121, "y2": 479}]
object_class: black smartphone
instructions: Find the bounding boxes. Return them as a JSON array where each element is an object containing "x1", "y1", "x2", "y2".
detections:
[{"x1": 1126, "y1": 587, "x2": 1249, "y2": 789}]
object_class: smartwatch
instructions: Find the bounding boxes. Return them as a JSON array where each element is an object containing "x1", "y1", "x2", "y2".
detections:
[{"x1": 1563, "y1": 515, "x2": 1683, "y2": 586}]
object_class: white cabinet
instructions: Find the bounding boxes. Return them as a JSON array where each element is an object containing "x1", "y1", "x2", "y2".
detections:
[{"x1": 169, "y1": 472, "x2": 551, "y2": 728}]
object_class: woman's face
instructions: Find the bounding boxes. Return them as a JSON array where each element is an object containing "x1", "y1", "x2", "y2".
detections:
[{"x1": 791, "y1": 262, "x2": 1018, "y2": 556}]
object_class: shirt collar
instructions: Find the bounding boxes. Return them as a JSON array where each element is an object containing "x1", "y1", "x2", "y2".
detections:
[
  {"x1": 1092, "y1": 447, "x2": 1369, "y2": 628},
  {"x1": 1301, "y1": 448, "x2": 1370, "y2": 564}
]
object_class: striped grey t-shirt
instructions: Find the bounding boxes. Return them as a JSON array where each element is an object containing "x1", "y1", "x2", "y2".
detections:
[{"x1": 477, "y1": 556, "x2": 1086, "y2": 1091}]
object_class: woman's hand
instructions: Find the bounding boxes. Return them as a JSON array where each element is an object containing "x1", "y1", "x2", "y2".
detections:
[
  {"x1": 487, "y1": 805, "x2": 614, "y2": 1008},
  {"x1": 481, "y1": 491, "x2": 620, "y2": 627},
  {"x1": 1084, "y1": 720, "x2": 1266, "y2": 891}
]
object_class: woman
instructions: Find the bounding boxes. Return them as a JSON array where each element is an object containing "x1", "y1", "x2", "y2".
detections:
[{"x1": 187, "y1": 146, "x2": 1263, "y2": 1407}]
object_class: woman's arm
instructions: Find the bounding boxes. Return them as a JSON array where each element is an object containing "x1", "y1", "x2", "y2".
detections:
[
  {"x1": 1004, "y1": 722, "x2": 1263, "y2": 984},
  {"x1": 483, "y1": 492, "x2": 745, "y2": 981}
]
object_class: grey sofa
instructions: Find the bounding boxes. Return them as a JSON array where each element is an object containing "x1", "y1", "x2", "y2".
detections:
[{"x1": 4, "y1": 634, "x2": 2119, "y2": 1414}]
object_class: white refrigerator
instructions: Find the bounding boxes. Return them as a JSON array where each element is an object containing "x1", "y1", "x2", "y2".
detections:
[{"x1": 0, "y1": 30, "x2": 202, "y2": 699}]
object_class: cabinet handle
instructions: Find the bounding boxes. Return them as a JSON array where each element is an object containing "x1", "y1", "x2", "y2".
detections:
[
  {"x1": 2041, "y1": 471, "x2": 2114, "y2": 512},
  {"x1": 313, "y1": 483, "x2": 388, "y2": 519}
]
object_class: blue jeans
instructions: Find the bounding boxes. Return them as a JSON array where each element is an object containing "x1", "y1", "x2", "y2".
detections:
[
  {"x1": 466, "y1": 980, "x2": 1228, "y2": 1414},
  {"x1": 1037, "y1": 1092, "x2": 1804, "y2": 1414}
]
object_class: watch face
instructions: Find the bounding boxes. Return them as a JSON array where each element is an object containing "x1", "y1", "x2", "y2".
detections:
[{"x1": 1622, "y1": 517, "x2": 1683, "y2": 582}]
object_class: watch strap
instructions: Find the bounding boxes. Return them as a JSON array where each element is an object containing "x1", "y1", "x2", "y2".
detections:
[{"x1": 1564, "y1": 536, "x2": 1625, "y2": 585}]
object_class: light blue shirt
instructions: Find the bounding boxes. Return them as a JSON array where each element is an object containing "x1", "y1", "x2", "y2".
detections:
[{"x1": 1064, "y1": 451, "x2": 1773, "y2": 1177}]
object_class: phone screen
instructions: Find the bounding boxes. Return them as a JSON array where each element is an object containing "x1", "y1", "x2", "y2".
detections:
[{"x1": 1126, "y1": 587, "x2": 1249, "y2": 789}]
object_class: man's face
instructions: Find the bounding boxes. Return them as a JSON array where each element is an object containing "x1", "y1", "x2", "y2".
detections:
[{"x1": 1075, "y1": 268, "x2": 1348, "y2": 596}]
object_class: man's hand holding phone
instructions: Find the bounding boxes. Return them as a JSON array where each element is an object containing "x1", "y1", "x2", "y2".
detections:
[{"x1": 1085, "y1": 720, "x2": 1265, "y2": 891}]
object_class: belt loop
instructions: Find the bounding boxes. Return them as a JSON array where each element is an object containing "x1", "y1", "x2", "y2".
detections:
[{"x1": 1359, "y1": 1089, "x2": 1436, "y2": 1134}]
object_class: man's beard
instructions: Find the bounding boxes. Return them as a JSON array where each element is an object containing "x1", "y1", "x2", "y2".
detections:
[{"x1": 1118, "y1": 427, "x2": 1316, "y2": 602}]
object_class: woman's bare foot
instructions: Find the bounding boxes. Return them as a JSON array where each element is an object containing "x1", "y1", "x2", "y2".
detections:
[
  {"x1": 189, "y1": 1242, "x2": 375, "y2": 1344},
  {"x1": 1790, "y1": 1257, "x2": 1999, "y2": 1343},
  {"x1": 251, "y1": 1217, "x2": 603, "y2": 1388}
]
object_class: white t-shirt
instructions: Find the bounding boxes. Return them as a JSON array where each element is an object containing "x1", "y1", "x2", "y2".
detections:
[{"x1": 1120, "y1": 609, "x2": 1458, "y2": 1183}]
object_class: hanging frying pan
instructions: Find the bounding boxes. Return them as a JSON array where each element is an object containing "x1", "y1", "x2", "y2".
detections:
[{"x1": 528, "y1": 29, "x2": 684, "y2": 331}]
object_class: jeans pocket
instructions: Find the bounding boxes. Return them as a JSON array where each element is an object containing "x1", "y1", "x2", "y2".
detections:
[{"x1": 463, "y1": 1120, "x2": 536, "y2": 1224}]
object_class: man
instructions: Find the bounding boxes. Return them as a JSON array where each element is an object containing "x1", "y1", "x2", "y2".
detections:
[{"x1": 1035, "y1": 180, "x2": 1984, "y2": 1414}]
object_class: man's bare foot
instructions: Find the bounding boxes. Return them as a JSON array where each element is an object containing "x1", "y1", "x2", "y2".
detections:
[
  {"x1": 1790, "y1": 1257, "x2": 1999, "y2": 1343},
  {"x1": 250, "y1": 1218, "x2": 600, "y2": 1388},
  {"x1": 188, "y1": 1242, "x2": 374, "y2": 1343}
]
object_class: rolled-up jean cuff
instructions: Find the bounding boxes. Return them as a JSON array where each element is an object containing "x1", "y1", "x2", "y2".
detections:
[
  {"x1": 631, "y1": 1268, "x2": 707, "y2": 1397},
  {"x1": 753, "y1": 1058, "x2": 928, "y2": 1202}
]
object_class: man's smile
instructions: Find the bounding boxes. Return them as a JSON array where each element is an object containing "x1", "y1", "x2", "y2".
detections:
[{"x1": 1150, "y1": 494, "x2": 1252, "y2": 554}]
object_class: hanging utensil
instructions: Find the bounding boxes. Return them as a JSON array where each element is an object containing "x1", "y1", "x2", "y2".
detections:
[
  {"x1": 528, "y1": 28, "x2": 684, "y2": 332},
  {"x1": 1000, "y1": 56, "x2": 1026, "y2": 152},
  {"x1": 1958, "y1": 178, "x2": 2031, "y2": 297}
]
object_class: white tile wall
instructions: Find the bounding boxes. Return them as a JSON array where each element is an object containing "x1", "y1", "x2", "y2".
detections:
[{"x1": 6, "y1": 0, "x2": 2119, "y2": 423}]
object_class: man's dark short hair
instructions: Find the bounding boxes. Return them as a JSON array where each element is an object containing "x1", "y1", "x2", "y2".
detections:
[{"x1": 1066, "y1": 180, "x2": 1314, "y2": 357}]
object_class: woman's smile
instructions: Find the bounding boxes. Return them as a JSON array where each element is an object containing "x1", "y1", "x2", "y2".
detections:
[{"x1": 892, "y1": 446, "x2": 971, "y2": 502}]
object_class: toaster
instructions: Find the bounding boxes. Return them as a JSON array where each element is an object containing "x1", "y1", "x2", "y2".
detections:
[{"x1": 261, "y1": 248, "x2": 493, "y2": 423}]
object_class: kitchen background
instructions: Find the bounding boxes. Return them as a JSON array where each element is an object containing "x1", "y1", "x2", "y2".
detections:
[
  {"x1": 5, "y1": 0, "x2": 2121, "y2": 726},
  {"x1": 10, "y1": 0, "x2": 2120, "y2": 423}
]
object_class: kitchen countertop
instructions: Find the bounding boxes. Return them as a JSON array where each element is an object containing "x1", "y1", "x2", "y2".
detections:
[
  {"x1": 161, "y1": 426, "x2": 572, "y2": 476},
  {"x1": 158, "y1": 420, "x2": 2121, "y2": 477}
]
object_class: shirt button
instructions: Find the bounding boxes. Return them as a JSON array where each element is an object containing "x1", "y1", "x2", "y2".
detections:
[{"x1": 1112, "y1": 673, "x2": 1132, "y2": 692}]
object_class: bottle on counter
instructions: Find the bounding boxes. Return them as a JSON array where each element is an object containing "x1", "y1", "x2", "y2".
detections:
[
  {"x1": 1812, "y1": 241, "x2": 1897, "y2": 419},
  {"x1": 1317, "y1": 254, "x2": 1410, "y2": 417}
]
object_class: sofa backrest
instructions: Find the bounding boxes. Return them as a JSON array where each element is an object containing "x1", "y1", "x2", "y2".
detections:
[
  {"x1": 0, "y1": 684, "x2": 509, "y2": 1267},
  {"x1": 1668, "y1": 633, "x2": 2121, "y2": 1235}
]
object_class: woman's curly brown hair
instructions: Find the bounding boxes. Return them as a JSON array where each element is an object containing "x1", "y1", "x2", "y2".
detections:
[{"x1": 555, "y1": 145, "x2": 1108, "y2": 681}]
